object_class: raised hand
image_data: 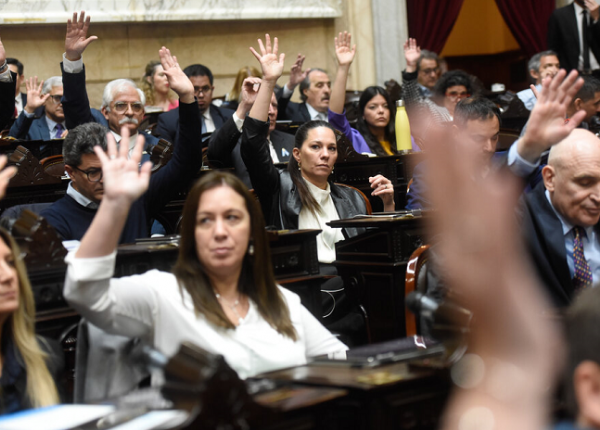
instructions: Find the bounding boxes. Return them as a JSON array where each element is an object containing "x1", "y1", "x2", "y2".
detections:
[
  {"x1": 518, "y1": 69, "x2": 585, "y2": 162},
  {"x1": 24, "y1": 77, "x2": 49, "y2": 114},
  {"x1": 288, "y1": 53, "x2": 310, "y2": 89},
  {"x1": 249, "y1": 34, "x2": 285, "y2": 82},
  {"x1": 584, "y1": 0, "x2": 600, "y2": 21},
  {"x1": 403, "y1": 38, "x2": 421, "y2": 73},
  {"x1": 239, "y1": 77, "x2": 261, "y2": 108},
  {"x1": 158, "y1": 46, "x2": 194, "y2": 104},
  {"x1": 0, "y1": 155, "x2": 16, "y2": 201},
  {"x1": 334, "y1": 31, "x2": 356, "y2": 67},
  {"x1": 369, "y1": 174, "x2": 395, "y2": 212},
  {"x1": 94, "y1": 127, "x2": 152, "y2": 205},
  {"x1": 65, "y1": 11, "x2": 98, "y2": 61}
]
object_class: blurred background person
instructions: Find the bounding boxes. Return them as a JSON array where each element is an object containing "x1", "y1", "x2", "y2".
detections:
[{"x1": 141, "y1": 60, "x2": 178, "y2": 113}]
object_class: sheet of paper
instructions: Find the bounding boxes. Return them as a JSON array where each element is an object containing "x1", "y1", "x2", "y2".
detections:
[
  {"x1": 110, "y1": 410, "x2": 189, "y2": 430},
  {"x1": 0, "y1": 404, "x2": 115, "y2": 430}
]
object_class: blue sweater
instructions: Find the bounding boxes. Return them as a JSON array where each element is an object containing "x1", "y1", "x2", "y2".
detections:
[{"x1": 41, "y1": 100, "x2": 203, "y2": 243}]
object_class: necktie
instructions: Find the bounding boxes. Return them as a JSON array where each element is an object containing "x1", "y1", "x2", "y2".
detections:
[
  {"x1": 54, "y1": 123, "x2": 64, "y2": 139},
  {"x1": 583, "y1": 10, "x2": 591, "y2": 72},
  {"x1": 573, "y1": 226, "x2": 592, "y2": 290}
]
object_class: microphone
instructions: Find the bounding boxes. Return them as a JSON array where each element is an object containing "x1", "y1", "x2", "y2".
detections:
[{"x1": 406, "y1": 291, "x2": 473, "y2": 328}]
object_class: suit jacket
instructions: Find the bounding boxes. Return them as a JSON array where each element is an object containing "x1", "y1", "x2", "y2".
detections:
[
  {"x1": 548, "y1": 2, "x2": 600, "y2": 71},
  {"x1": 60, "y1": 63, "x2": 159, "y2": 153},
  {"x1": 9, "y1": 109, "x2": 53, "y2": 141},
  {"x1": 207, "y1": 115, "x2": 294, "y2": 188},
  {"x1": 520, "y1": 182, "x2": 600, "y2": 307},
  {"x1": 0, "y1": 71, "x2": 16, "y2": 130},
  {"x1": 240, "y1": 116, "x2": 366, "y2": 237},
  {"x1": 276, "y1": 97, "x2": 312, "y2": 122},
  {"x1": 155, "y1": 103, "x2": 233, "y2": 146}
]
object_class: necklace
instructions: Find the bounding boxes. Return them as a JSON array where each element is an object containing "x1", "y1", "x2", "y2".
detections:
[{"x1": 215, "y1": 293, "x2": 244, "y2": 324}]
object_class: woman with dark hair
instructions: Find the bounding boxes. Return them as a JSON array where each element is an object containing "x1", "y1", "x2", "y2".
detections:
[
  {"x1": 63, "y1": 46, "x2": 346, "y2": 380},
  {"x1": 241, "y1": 35, "x2": 396, "y2": 264},
  {"x1": 329, "y1": 32, "x2": 397, "y2": 156},
  {"x1": 0, "y1": 158, "x2": 62, "y2": 413}
]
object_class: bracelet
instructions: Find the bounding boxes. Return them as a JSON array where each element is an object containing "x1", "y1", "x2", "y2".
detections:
[{"x1": 0, "y1": 60, "x2": 7, "y2": 73}]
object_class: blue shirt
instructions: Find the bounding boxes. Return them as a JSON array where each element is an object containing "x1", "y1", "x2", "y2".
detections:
[{"x1": 545, "y1": 189, "x2": 600, "y2": 285}]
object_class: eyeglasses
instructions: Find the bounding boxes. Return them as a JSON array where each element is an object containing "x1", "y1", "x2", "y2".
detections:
[
  {"x1": 48, "y1": 95, "x2": 63, "y2": 104},
  {"x1": 445, "y1": 91, "x2": 470, "y2": 101},
  {"x1": 193, "y1": 85, "x2": 213, "y2": 96},
  {"x1": 72, "y1": 166, "x2": 102, "y2": 182},
  {"x1": 112, "y1": 102, "x2": 144, "y2": 114},
  {"x1": 420, "y1": 67, "x2": 440, "y2": 75}
]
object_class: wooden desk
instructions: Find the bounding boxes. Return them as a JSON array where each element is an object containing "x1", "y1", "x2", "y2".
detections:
[
  {"x1": 329, "y1": 129, "x2": 425, "y2": 212},
  {"x1": 329, "y1": 214, "x2": 427, "y2": 342},
  {"x1": 261, "y1": 361, "x2": 450, "y2": 430}
]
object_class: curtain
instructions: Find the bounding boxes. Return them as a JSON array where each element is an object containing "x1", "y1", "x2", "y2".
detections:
[
  {"x1": 406, "y1": 0, "x2": 465, "y2": 54},
  {"x1": 494, "y1": 0, "x2": 556, "y2": 58}
]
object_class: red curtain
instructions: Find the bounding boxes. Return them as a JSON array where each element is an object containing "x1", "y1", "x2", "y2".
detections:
[
  {"x1": 406, "y1": 0, "x2": 465, "y2": 54},
  {"x1": 494, "y1": 0, "x2": 555, "y2": 58}
]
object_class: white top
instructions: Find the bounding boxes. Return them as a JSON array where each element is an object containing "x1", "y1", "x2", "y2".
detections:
[
  {"x1": 64, "y1": 251, "x2": 347, "y2": 379},
  {"x1": 297, "y1": 180, "x2": 345, "y2": 264}
]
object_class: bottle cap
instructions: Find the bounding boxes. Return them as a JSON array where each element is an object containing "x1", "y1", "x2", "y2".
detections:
[{"x1": 396, "y1": 100, "x2": 405, "y2": 107}]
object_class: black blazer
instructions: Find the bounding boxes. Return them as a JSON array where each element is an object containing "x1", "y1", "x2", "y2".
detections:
[
  {"x1": 207, "y1": 115, "x2": 294, "y2": 188},
  {"x1": 155, "y1": 104, "x2": 233, "y2": 146},
  {"x1": 240, "y1": 116, "x2": 366, "y2": 237},
  {"x1": 548, "y1": 3, "x2": 600, "y2": 71},
  {"x1": 0, "y1": 72, "x2": 16, "y2": 130},
  {"x1": 520, "y1": 182, "x2": 600, "y2": 307}
]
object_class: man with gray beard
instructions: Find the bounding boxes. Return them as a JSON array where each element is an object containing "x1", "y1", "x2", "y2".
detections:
[{"x1": 60, "y1": 12, "x2": 159, "y2": 160}]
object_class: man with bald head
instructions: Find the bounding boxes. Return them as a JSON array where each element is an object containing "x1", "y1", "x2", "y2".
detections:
[{"x1": 521, "y1": 129, "x2": 600, "y2": 307}]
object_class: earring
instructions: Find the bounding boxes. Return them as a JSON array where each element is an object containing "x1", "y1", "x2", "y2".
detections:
[
  {"x1": 331, "y1": 166, "x2": 334, "y2": 174},
  {"x1": 248, "y1": 241, "x2": 254, "y2": 256},
  {"x1": 298, "y1": 161, "x2": 302, "y2": 171}
]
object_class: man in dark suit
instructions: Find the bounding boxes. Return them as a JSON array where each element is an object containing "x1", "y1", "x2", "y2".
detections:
[
  {"x1": 548, "y1": 0, "x2": 600, "y2": 73},
  {"x1": 208, "y1": 76, "x2": 294, "y2": 188},
  {"x1": 6, "y1": 58, "x2": 25, "y2": 117},
  {"x1": 507, "y1": 69, "x2": 597, "y2": 307},
  {"x1": 155, "y1": 63, "x2": 233, "y2": 146},
  {"x1": 275, "y1": 54, "x2": 330, "y2": 122},
  {"x1": 521, "y1": 129, "x2": 600, "y2": 307},
  {"x1": 0, "y1": 39, "x2": 16, "y2": 131},
  {"x1": 9, "y1": 76, "x2": 67, "y2": 156},
  {"x1": 60, "y1": 12, "x2": 158, "y2": 158}
]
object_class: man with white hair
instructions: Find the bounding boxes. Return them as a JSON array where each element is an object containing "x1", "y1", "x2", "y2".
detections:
[
  {"x1": 60, "y1": 12, "x2": 159, "y2": 158},
  {"x1": 519, "y1": 127, "x2": 600, "y2": 307},
  {"x1": 9, "y1": 76, "x2": 67, "y2": 152}
]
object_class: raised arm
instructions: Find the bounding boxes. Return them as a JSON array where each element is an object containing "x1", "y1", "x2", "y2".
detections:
[
  {"x1": 248, "y1": 34, "x2": 284, "y2": 121},
  {"x1": 329, "y1": 31, "x2": 356, "y2": 115},
  {"x1": 242, "y1": 35, "x2": 286, "y2": 219},
  {"x1": 64, "y1": 11, "x2": 97, "y2": 62},
  {"x1": 207, "y1": 76, "x2": 261, "y2": 168},
  {"x1": 144, "y1": 46, "x2": 203, "y2": 217},
  {"x1": 516, "y1": 69, "x2": 585, "y2": 163},
  {"x1": 9, "y1": 77, "x2": 49, "y2": 139},
  {"x1": 427, "y1": 127, "x2": 561, "y2": 430},
  {"x1": 61, "y1": 11, "x2": 99, "y2": 129},
  {"x1": 75, "y1": 130, "x2": 151, "y2": 258}
]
